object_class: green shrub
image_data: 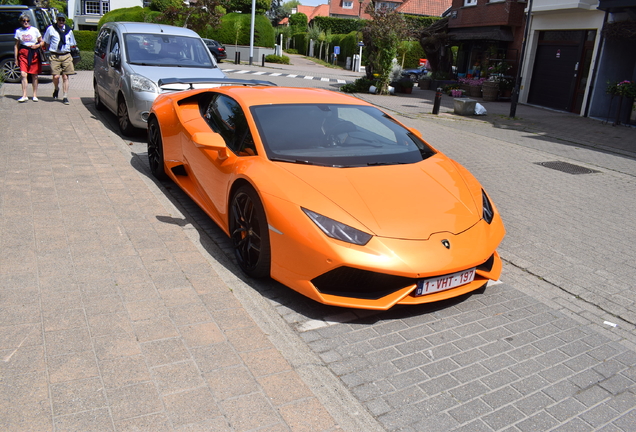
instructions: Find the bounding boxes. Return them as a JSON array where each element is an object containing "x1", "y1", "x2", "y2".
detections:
[
  {"x1": 284, "y1": 48, "x2": 298, "y2": 54},
  {"x1": 397, "y1": 40, "x2": 425, "y2": 69},
  {"x1": 312, "y1": 16, "x2": 364, "y2": 34},
  {"x1": 265, "y1": 54, "x2": 290, "y2": 64},
  {"x1": 74, "y1": 30, "x2": 98, "y2": 51},
  {"x1": 148, "y1": 0, "x2": 183, "y2": 12},
  {"x1": 74, "y1": 51, "x2": 94, "y2": 71},
  {"x1": 97, "y1": 7, "x2": 162, "y2": 29},
  {"x1": 340, "y1": 77, "x2": 376, "y2": 93}
]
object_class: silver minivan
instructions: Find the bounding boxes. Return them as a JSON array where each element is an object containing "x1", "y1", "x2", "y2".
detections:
[{"x1": 93, "y1": 22, "x2": 226, "y2": 136}]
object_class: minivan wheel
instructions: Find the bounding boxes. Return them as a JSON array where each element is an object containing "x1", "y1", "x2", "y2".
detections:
[
  {"x1": 0, "y1": 58, "x2": 21, "y2": 83},
  {"x1": 117, "y1": 96, "x2": 135, "y2": 136}
]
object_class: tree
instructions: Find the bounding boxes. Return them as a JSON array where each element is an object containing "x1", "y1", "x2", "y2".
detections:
[
  {"x1": 419, "y1": 17, "x2": 453, "y2": 78},
  {"x1": 288, "y1": 12, "x2": 307, "y2": 32},
  {"x1": 227, "y1": 0, "x2": 270, "y2": 14},
  {"x1": 362, "y1": 4, "x2": 409, "y2": 94},
  {"x1": 159, "y1": 0, "x2": 229, "y2": 34},
  {"x1": 282, "y1": 0, "x2": 301, "y2": 16}
]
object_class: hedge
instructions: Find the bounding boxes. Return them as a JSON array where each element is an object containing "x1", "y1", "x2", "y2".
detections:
[
  {"x1": 206, "y1": 13, "x2": 275, "y2": 48},
  {"x1": 311, "y1": 16, "x2": 365, "y2": 34},
  {"x1": 97, "y1": 6, "x2": 162, "y2": 29},
  {"x1": 74, "y1": 30, "x2": 98, "y2": 52}
]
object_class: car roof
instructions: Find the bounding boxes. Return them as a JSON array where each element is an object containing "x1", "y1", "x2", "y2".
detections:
[{"x1": 102, "y1": 22, "x2": 201, "y2": 38}]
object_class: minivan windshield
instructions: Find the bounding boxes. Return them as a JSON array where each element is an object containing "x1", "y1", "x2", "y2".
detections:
[
  {"x1": 124, "y1": 33, "x2": 214, "y2": 68},
  {"x1": 250, "y1": 104, "x2": 436, "y2": 167}
]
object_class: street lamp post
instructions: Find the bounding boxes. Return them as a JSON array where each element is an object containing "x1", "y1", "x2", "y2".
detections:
[{"x1": 358, "y1": 0, "x2": 364, "y2": 18}]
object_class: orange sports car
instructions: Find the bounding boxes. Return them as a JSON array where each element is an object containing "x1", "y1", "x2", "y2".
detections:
[{"x1": 147, "y1": 80, "x2": 505, "y2": 310}]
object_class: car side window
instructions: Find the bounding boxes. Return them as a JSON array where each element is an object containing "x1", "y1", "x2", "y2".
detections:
[
  {"x1": 204, "y1": 95, "x2": 257, "y2": 157},
  {"x1": 0, "y1": 11, "x2": 22, "y2": 34},
  {"x1": 94, "y1": 28, "x2": 111, "y2": 57}
]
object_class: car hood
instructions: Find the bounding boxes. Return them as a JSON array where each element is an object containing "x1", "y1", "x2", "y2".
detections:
[
  {"x1": 278, "y1": 155, "x2": 482, "y2": 239},
  {"x1": 127, "y1": 63, "x2": 226, "y2": 85}
]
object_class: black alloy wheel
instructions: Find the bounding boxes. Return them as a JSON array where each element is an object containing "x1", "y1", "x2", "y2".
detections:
[
  {"x1": 147, "y1": 118, "x2": 167, "y2": 180},
  {"x1": 230, "y1": 186, "x2": 271, "y2": 278},
  {"x1": 0, "y1": 58, "x2": 21, "y2": 83},
  {"x1": 117, "y1": 96, "x2": 135, "y2": 136}
]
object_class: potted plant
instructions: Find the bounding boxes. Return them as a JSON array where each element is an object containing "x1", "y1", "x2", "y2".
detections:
[
  {"x1": 606, "y1": 80, "x2": 636, "y2": 125},
  {"x1": 418, "y1": 75, "x2": 432, "y2": 90},
  {"x1": 468, "y1": 78, "x2": 486, "y2": 98},
  {"x1": 396, "y1": 77, "x2": 414, "y2": 94}
]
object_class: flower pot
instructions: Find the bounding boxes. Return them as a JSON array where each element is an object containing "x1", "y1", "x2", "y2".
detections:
[
  {"x1": 400, "y1": 86, "x2": 413, "y2": 94},
  {"x1": 418, "y1": 79, "x2": 431, "y2": 90},
  {"x1": 469, "y1": 84, "x2": 482, "y2": 98},
  {"x1": 482, "y1": 81, "x2": 499, "y2": 102}
]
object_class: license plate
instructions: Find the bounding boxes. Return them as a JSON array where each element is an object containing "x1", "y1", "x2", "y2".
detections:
[{"x1": 415, "y1": 268, "x2": 476, "y2": 296}]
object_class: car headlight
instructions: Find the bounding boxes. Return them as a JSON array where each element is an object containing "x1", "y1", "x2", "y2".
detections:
[
  {"x1": 131, "y1": 74, "x2": 158, "y2": 93},
  {"x1": 302, "y1": 208, "x2": 372, "y2": 246},
  {"x1": 482, "y1": 190, "x2": 494, "y2": 224}
]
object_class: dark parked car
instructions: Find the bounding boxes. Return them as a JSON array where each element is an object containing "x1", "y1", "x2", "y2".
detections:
[
  {"x1": 401, "y1": 65, "x2": 429, "y2": 82},
  {"x1": 203, "y1": 38, "x2": 227, "y2": 63},
  {"x1": 0, "y1": 5, "x2": 54, "y2": 82}
]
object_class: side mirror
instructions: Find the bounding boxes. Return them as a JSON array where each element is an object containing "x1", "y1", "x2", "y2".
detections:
[
  {"x1": 108, "y1": 50, "x2": 120, "y2": 68},
  {"x1": 407, "y1": 127, "x2": 422, "y2": 138},
  {"x1": 192, "y1": 132, "x2": 229, "y2": 159}
]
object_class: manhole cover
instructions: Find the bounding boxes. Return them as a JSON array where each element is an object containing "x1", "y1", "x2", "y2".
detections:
[{"x1": 535, "y1": 161, "x2": 599, "y2": 175}]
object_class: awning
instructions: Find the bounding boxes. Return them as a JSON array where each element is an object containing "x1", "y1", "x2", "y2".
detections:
[
  {"x1": 597, "y1": 0, "x2": 636, "y2": 12},
  {"x1": 448, "y1": 26, "x2": 514, "y2": 42}
]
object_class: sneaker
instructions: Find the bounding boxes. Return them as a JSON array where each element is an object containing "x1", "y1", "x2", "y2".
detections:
[
  {"x1": 62, "y1": 97, "x2": 69, "y2": 105},
  {"x1": 18, "y1": 96, "x2": 28, "y2": 103},
  {"x1": 32, "y1": 97, "x2": 39, "y2": 102},
  {"x1": 52, "y1": 88, "x2": 59, "y2": 99}
]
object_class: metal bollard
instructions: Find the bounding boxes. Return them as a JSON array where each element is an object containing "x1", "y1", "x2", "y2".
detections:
[
  {"x1": 432, "y1": 87, "x2": 442, "y2": 115},
  {"x1": 234, "y1": 51, "x2": 239, "y2": 65},
  {"x1": 262, "y1": 54, "x2": 265, "y2": 67}
]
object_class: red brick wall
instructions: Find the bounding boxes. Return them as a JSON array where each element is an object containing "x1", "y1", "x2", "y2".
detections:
[{"x1": 448, "y1": 0, "x2": 525, "y2": 28}]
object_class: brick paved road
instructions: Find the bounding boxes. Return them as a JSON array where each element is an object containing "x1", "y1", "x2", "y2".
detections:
[{"x1": 2, "y1": 62, "x2": 636, "y2": 431}]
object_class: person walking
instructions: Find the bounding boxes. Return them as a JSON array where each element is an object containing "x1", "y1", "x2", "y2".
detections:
[
  {"x1": 42, "y1": 13, "x2": 76, "y2": 105},
  {"x1": 14, "y1": 14, "x2": 43, "y2": 102}
]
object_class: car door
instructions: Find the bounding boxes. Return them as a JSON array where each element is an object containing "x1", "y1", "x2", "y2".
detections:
[
  {"x1": 93, "y1": 27, "x2": 113, "y2": 108},
  {"x1": 182, "y1": 94, "x2": 258, "y2": 223},
  {"x1": 101, "y1": 30, "x2": 123, "y2": 112}
]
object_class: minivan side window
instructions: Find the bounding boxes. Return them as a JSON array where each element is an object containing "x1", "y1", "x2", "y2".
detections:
[
  {"x1": 95, "y1": 28, "x2": 111, "y2": 58},
  {"x1": 204, "y1": 95, "x2": 257, "y2": 157}
]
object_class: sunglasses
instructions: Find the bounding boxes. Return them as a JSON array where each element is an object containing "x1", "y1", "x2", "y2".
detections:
[{"x1": 22, "y1": 19, "x2": 30, "y2": 23}]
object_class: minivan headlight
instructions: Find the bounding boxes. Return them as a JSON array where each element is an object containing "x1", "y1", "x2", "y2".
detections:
[{"x1": 131, "y1": 74, "x2": 158, "y2": 93}]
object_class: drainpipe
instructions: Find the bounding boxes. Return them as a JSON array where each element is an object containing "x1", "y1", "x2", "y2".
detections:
[{"x1": 583, "y1": 10, "x2": 609, "y2": 118}]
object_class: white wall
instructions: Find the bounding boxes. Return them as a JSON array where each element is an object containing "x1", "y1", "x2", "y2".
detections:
[{"x1": 519, "y1": 8, "x2": 606, "y2": 115}]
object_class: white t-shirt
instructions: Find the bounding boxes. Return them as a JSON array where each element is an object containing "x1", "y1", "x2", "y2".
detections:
[{"x1": 14, "y1": 26, "x2": 41, "y2": 47}]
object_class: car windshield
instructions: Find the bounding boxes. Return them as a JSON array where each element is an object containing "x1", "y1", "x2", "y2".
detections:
[
  {"x1": 124, "y1": 33, "x2": 214, "y2": 68},
  {"x1": 250, "y1": 104, "x2": 436, "y2": 167}
]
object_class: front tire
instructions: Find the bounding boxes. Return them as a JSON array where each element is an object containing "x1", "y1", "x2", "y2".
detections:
[
  {"x1": 147, "y1": 117, "x2": 167, "y2": 180},
  {"x1": 230, "y1": 186, "x2": 271, "y2": 278},
  {"x1": 117, "y1": 96, "x2": 135, "y2": 137},
  {"x1": 0, "y1": 58, "x2": 20, "y2": 83},
  {"x1": 94, "y1": 82, "x2": 105, "y2": 111}
]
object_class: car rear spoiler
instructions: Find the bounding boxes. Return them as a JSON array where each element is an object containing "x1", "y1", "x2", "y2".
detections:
[{"x1": 158, "y1": 77, "x2": 277, "y2": 90}]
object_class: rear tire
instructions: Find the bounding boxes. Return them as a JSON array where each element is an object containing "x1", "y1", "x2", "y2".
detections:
[
  {"x1": 147, "y1": 118, "x2": 167, "y2": 180},
  {"x1": 230, "y1": 186, "x2": 271, "y2": 278}
]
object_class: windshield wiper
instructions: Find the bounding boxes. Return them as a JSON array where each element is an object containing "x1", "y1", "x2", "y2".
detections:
[
  {"x1": 366, "y1": 161, "x2": 409, "y2": 166},
  {"x1": 269, "y1": 157, "x2": 313, "y2": 165}
]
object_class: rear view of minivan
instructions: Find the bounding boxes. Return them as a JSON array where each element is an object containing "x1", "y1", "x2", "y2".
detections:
[{"x1": 93, "y1": 22, "x2": 226, "y2": 136}]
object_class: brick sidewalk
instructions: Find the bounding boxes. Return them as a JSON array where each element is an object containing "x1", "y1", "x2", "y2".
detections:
[{"x1": 0, "y1": 80, "x2": 380, "y2": 431}]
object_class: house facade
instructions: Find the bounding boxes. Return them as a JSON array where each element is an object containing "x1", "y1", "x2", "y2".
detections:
[
  {"x1": 329, "y1": 0, "x2": 450, "y2": 19},
  {"x1": 517, "y1": 0, "x2": 605, "y2": 115},
  {"x1": 587, "y1": 0, "x2": 636, "y2": 124},
  {"x1": 69, "y1": 0, "x2": 145, "y2": 30},
  {"x1": 447, "y1": 0, "x2": 527, "y2": 80}
]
